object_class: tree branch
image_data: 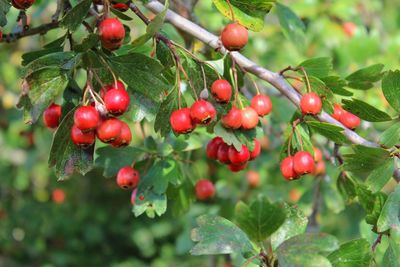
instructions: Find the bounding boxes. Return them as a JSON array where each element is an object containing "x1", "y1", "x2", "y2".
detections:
[
  {"x1": 144, "y1": 0, "x2": 379, "y2": 148},
  {"x1": 1, "y1": 21, "x2": 60, "y2": 43}
]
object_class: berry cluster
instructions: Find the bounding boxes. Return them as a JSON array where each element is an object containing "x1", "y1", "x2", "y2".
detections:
[
  {"x1": 280, "y1": 151, "x2": 315, "y2": 181},
  {"x1": 332, "y1": 104, "x2": 361, "y2": 129},
  {"x1": 207, "y1": 137, "x2": 261, "y2": 172}
]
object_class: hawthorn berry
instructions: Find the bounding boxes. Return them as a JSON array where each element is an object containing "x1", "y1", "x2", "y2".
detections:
[
  {"x1": 228, "y1": 145, "x2": 250, "y2": 165},
  {"x1": 343, "y1": 22, "x2": 356, "y2": 37},
  {"x1": 221, "y1": 106, "x2": 242, "y2": 129},
  {"x1": 249, "y1": 139, "x2": 261, "y2": 160},
  {"x1": 211, "y1": 79, "x2": 232, "y2": 103},
  {"x1": 100, "y1": 80, "x2": 125, "y2": 99},
  {"x1": 206, "y1": 137, "x2": 224, "y2": 160},
  {"x1": 246, "y1": 170, "x2": 260, "y2": 188},
  {"x1": 52, "y1": 189, "x2": 65, "y2": 204},
  {"x1": 11, "y1": 0, "x2": 35, "y2": 9},
  {"x1": 241, "y1": 107, "x2": 259, "y2": 129},
  {"x1": 251, "y1": 95, "x2": 272, "y2": 117},
  {"x1": 74, "y1": 106, "x2": 100, "y2": 132},
  {"x1": 228, "y1": 163, "x2": 247, "y2": 172},
  {"x1": 43, "y1": 103, "x2": 61, "y2": 129},
  {"x1": 104, "y1": 87, "x2": 130, "y2": 115},
  {"x1": 170, "y1": 108, "x2": 195, "y2": 134},
  {"x1": 300, "y1": 92, "x2": 322, "y2": 115},
  {"x1": 190, "y1": 100, "x2": 216, "y2": 125},
  {"x1": 313, "y1": 161, "x2": 326, "y2": 176},
  {"x1": 331, "y1": 104, "x2": 345, "y2": 121},
  {"x1": 217, "y1": 143, "x2": 231, "y2": 164},
  {"x1": 70, "y1": 125, "x2": 95, "y2": 147},
  {"x1": 111, "y1": 121, "x2": 132, "y2": 147},
  {"x1": 112, "y1": 2, "x2": 129, "y2": 12},
  {"x1": 340, "y1": 111, "x2": 361, "y2": 130},
  {"x1": 99, "y1": 18, "x2": 125, "y2": 50},
  {"x1": 116, "y1": 166, "x2": 140, "y2": 189},
  {"x1": 293, "y1": 151, "x2": 315, "y2": 175},
  {"x1": 96, "y1": 118, "x2": 123, "y2": 143},
  {"x1": 221, "y1": 23, "x2": 248, "y2": 51},
  {"x1": 280, "y1": 156, "x2": 298, "y2": 181},
  {"x1": 195, "y1": 179, "x2": 215, "y2": 200},
  {"x1": 313, "y1": 147, "x2": 323, "y2": 162}
]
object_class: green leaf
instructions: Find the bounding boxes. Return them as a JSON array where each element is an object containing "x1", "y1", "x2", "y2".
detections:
[
  {"x1": 130, "y1": 92, "x2": 159, "y2": 122},
  {"x1": 327, "y1": 239, "x2": 373, "y2": 267},
  {"x1": 342, "y1": 98, "x2": 392, "y2": 122},
  {"x1": 156, "y1": 41, "x2": 174, "y2": 68},
  {"x1": 111, "y1": 7, "x2": 133, "y2": 21},
  {"x1": 133, "y1": 191, "x2": 167, "y2": 218},
  {"x1": 307, "y1": 121, "x2": 348, "y2": 145},
  {"x1": 322, "y1": 181, "x2": 345, "y2": 214},
  {"x1": 0, "y1": 0, "x2": 10, "y2": 27},
  {"x1": 22, "y1": 51, "x2": 78, "y2": 77},
  {"x1": 380, "y1": 122, "x2": 400, "y2": 148},
  {"x1": 48, "y1": 108, "x2": 94, "y2": 180},
  {"x1": 377, "y1": 185, "x2": 400, "y2": 233},
  {"x1": 308, "y1": 76, "x2": 334, "y2": 100},
  {"x1": 345, "y1": 64, "x2": 385, "y2": 90},
  {"x1": 94, "y1": 146, "x2": 144, "y2": 177},
  {"x1": 321, "y1": 76, "x2": 353, "y2": 97},
  {"x1": 190, "y1": 215, "x2": 255, "y2": 256},
  {"x1": 16, "y1": 68, "x2": 69, "y2": 124},
  {"x1": 298, "y1": 57, "x2": 332, "y2": 78},
  {"x1": 337, "y1": 174, "x2": 357, "y2": 203},
  {"x1": 343, "y1": 145, "x2": 390, "y2": 176},
  {"x1": 366, "y1": 158, "x2": 394, "y2": 193},
  {"x1": 75, "y1": 34, "x2": 99, "y2": 52},
  {"x1": 382, "y1": 243, "x2": 400, "y2": 267},
  {"x1": 214, "y1": 122, "x2": 262, "y2": 151},
  {"x1": 60, "y1": 0, "x2": 92, "y2": 31},
  {"x1": 382, "y1": 70, "x2": 400, "y2": 112},
  {"x1": 154, "y1": 87, "x2": 179, "y2": 136},
  {"x1": 276, "y1": 3, "x2": 306, "y2": 47},
  {"x1": 212, "y1": 0, "x2": 276, "y2": 32},
  {"x1": 21, "y1": 47, "x2": 64, "y2": 66},
  {"x1": 271, "y1": 204, "x2": 308, "y2": 250},
  {"x1": 356, "y1": 185, "x2": 388, "y2": 227},
  {"x1": 234, "y1": 196, "x2": 286, "y2": 242}
]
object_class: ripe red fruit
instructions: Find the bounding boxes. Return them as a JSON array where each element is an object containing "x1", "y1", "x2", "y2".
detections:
[
  {"x1": 74, "y1": 106, "x2": 100, "y2": 132},
  {"x1": 293, "y1": 151, "x2": 315, "y2": 175},
  {"x1": 195, "y1": 179, "x2": 215, "y2": 200},
  {"x1": 43, "y1": 103, "x2": 62, "y2": 129},
  {"x1": 217, "y1": 143, "x2": 231, "y2": 164},
  {"x1": 221, "y1": 106, "x2": 242, "y2": 129},
  {"x1": 211, "y1": 79, "x2": 232, "y2": 103},
  {"x1": 111, "y1": 121, "x2": 132, "y2": 147},
  {"x1": 229, "y1": 163, "x2": 247, "y2": 172},
  {"x1": 280, "y1": 156, "x2": 298, "y2": 181},
  {"x1": 71, "y1": 125, "x2": 95, "y2": 147},
  {"x1": 112, "y1": 2, "x2": 129, "y2": 12},
  {"x1": 313, "y1": 147, "x2": 323, "y2": 162},
  {"x1": 300, "y1": 92, "x2": 322, "y2": 115},
  {"x1": 96, "y1": 118, "x2": 122, "y2": 143},
  {"x1": 331, "y1": 104, "x2": 345, "y2": 121},
  {"x1": 99, "y1": 18, "x2": 125, "y2": 50},
  {"x1": 343, "y1": 22, "x2": 356, "y2": 37},
  {"x1": 228, "y1": 145, "x2": 250, "y2": 165},
  {"x1": 246, "y1": 170, "x2": 260, "y2": 188},
  {"x1": 100, "y1": 81, "x2": 125, "y2": 99},
  {"x1": 116, "y1": 166, "x2": 140, "y2": 189},
  {"x1": 131, "y1": 189, "x2": 137, "y2": 205},
  {"x1": 170, "y1": 108, "x2": 195, "y2": 134},
  {"x1": 341, "y1": 111, "x2": 361, "y2": 130},
  {"x1": 313, "y1": 161, "x2": 326, "y2": 176},
  {"x1": 221, "y1": 23, "x2": 248, "y2": 51},
  {"x1": 206, "y1": 137, "x2": 224, "y2": 160},
  {"x1": 52, "y1": 189, "x2": 65, "y2": 204},
  {"x1": 12, "y1": 0, "x2": 35, "y2": 9},
  {"x1": 241, "y1": 107, "x2": 259, "y2": 129},
  {"x1": 190, "y1": 100, "x2": 216, "y2": 125},
  {"x1": 104, "y1": 88, "x2": 130, "y2": 115},
  {"x1": 251, "y1": 95, "x2": 272, "y2": 117},
  {"x1": 250, "y1": 139, "x2": 261, "y2": 160}
]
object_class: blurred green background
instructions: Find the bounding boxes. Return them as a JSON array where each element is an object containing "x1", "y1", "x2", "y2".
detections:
[{"x1": 0, "y1": 0, "x2": 399, "y2": 266}]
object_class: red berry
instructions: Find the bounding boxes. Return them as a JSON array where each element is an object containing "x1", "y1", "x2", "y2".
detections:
[
  {"x1": 100, "y1": 81, "x2": 125, "y2": 99},
  {"x1": 96, "y1": 118, "x2": 122, "y2": 143},
  {"x1": 130, "y1": 189, "x2": 137, "y2": 205},
  {"x1": 52, "y1": 189, "x2": 65, "y2": 204},
  {"x1": 211, "y1": 79, "x2": 232, "y2": 103},
  {"x1": 221, "y1": 23, "x2": 248, "y2": 51},
  {"x1": 112, "y1": 2, "x2": 129, "y2": 12},
  {"x1": 71, "y1": 125, "x2": 95, "y2": 147},
  {"x1": 228, "y1": 145, "x2": 250, "y2": 165},
  {"x1": 190, "y1": 100, "x2": 216, "y2": 125},
  {"x1": 246, "y1": 170, "x2": 260, "y2": 188},
  {"x1": 293, "y1": 151, "x2": 315, "y2": 175},
  {"x1": 217, "y1": 143, "x2": 231, "y2": 164},
  {"x1": 331, "y1": 104, "x2": 345, "y2": 121},
  {"x1": 206, "y1": 137, "x2": 224, "y2": 160},
  {"x1": 195, "y1": 179, "x2": 215, "y2": 200},
  {"x1": 116, "y1": 166, "x2": 140, "y2": 189},
  {"x1": 104, "y1": 88, "x2": 130, "y2": 115},
  {"x1": 300, "y1": 92, "x2": 322, "y2": 115},
  {"x1": 228, "y1": 163, "x2": 247, "y2": 172},
  {"x1": 12, "y1": 0, "x2": 35, "y2": 9},
  {"x1": 139, "y1": 195, "x2": 145, "y2": 201},
  {"x1": 241, "y1": 107, "x2": 259, "y2": 129},
  {"x1": 343, "y1": 22, "x2": 356, "y2": 37},
  {"x1": 74, "y1": 106, "x2": 100, "y2": 132},
  {"x1": 280, "y1": 156, "x2": 298, "y2": 181},
  {"x1": 170, "y1": 108, "x2": 195, "y2": 134},
  {"x1": 340, "y1": 111, "x2": 361, "y2": 130},
  {"x1": 313, "y1": 147, "x2": 323, "y2": 162},
  {"x1": 249, "y1": 139, "x2": 261, "y2": 160},
  {"x1": 111, "y1": 121, "x2": 132, "y2": 147},
  {"x1": 43, "y1": 103, "x2": 61, "y2": 129},
  {"x1": 251, "y1": 95, "x2": 272, "y2": 117},
  {"x1": 313, "y1": 161, "x2": 326, "y2": 176},
  {"x1": 221, "y1": 106, "x2": 242, "y2": 129},
  {"x1": 99, "y1": 18, "x2": 125, "y2": 50}
]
